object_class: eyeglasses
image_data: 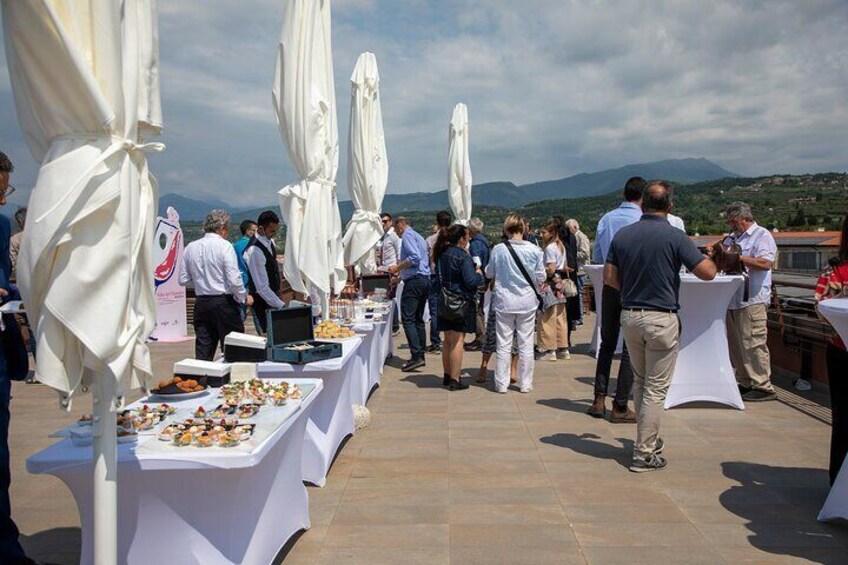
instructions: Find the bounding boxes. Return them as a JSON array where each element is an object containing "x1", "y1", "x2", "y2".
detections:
[
  {"x1": 382, "y1": 218, "x2": 391, "y2": 224},
  {"x1": 0, "y1": 184, "x2": 15, "y2": 198}
]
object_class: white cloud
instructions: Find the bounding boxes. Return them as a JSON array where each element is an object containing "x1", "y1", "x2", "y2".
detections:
[{"x1": 0, "y1": 0, "x2": 846, "y2": 207}]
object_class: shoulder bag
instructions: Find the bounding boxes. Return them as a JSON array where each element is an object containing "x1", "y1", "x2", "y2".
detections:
[
  {"x1": 504, "y1": 241, "x2": 545, "y2": 313},
  {"x1": 436, "y1": 254, "x2": 471, "y2": 323}
]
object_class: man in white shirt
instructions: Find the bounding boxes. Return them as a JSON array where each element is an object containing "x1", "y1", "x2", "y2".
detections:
[
  {"x1": 715, "y1": 202, "x2": 778, "y2": 402},
  {"x1": 244, "y1": 210, "x2": 286, "y2": 335},
  {"x1": 179, "y1": 210, "x2": 251, "y2": 360},
  {"x1": 567, "y1": 219, "x2": 590, "y2": 325},
  {"x1": 378, "y1": 213, "x2": 402, "y2": 269}
]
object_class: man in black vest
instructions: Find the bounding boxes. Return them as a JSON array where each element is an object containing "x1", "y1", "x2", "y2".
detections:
[{"x1": 244, "y1": 210, "x2": 286, "y2": 334}]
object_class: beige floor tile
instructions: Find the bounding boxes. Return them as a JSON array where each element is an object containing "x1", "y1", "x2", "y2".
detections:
[
  {"x1": 449, "y1": 504, "x2": 568, "y2": 525},
  {"x1": 317, "y1": 547, "x2": 449, "y2": 565},
  {"x1": 582, "y1": 546, "x2": 725, "y2": 565},
  {"x1": 322, "y1": 524, "x2": 449, "y2": 549},
  {"x1": 564, "y1": 502, "x2": 691, "y2": 524},
  {"x1": 331, "y1": 504, "x2": 448, "y2": 525},
  {"x1": 572, "y1": 523, "x2": 710, "y2": 547}
]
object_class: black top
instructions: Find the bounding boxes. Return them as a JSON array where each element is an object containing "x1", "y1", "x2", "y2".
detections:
[
  {"x1": 436, "y1": 246, "x2": 484, "y2": 299},
  {"x1": 245, "y1": 237, "x2": 281, "y2": 294},
  {"x1": 606, "y1": 214, "x2": 706, "y2": 311}
]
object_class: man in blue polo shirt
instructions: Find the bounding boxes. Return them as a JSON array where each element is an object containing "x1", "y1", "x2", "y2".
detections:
[
  {"x1": 605, "y1": 181, "x2": 716, "y2": 473},
  {"x1": 389, "y1": 217, "x2": 431, "y2": 371}
]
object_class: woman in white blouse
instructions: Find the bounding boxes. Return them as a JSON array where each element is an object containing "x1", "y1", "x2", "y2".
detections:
[
  {"x1": 485, "y1": 214, "x2": 546, "y2": 393},
  {"x1": 537, "y1": 219, "x2": 571, "y2": 361}
]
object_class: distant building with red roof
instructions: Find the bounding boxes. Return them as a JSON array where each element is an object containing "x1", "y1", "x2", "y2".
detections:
[{"x1": 690, "y1": 231, "x2": 840, "y2": 274}]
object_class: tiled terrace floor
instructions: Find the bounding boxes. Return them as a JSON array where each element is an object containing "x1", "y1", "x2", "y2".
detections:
[{"x1": 10, "y1": 316, "x2": 848, "y2": 564}]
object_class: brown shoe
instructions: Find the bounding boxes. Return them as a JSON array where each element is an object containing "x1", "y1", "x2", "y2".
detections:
[
  {"x1": 587, "y1": 394, "x2": 606, "y2": 419},
  {"x1": 609, "y1": 405, "x2": 637, "y2": 424}
]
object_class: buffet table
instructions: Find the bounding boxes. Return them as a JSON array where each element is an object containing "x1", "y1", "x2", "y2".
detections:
[
  {"x1": 350, "y1": 321, "x2": 382, "y2": 405},
  {"x1": 257, "y1": 338, "x2": 361, "y2": 486},
  {"x1": 665, "y1": 274, "x2": 745, "y2": 409},
  {"x1": 26, "y1": 379, "x2": 322, "y2": 565},
  {"x1": 585, "y1": 264, "x2": 623, "y2": 357},
  {"x1": 816, "y1": 297, "x2": 848, "y2": 522}
]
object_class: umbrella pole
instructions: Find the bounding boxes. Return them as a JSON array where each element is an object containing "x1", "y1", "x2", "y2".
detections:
[{"x1": 93, "y1": 377, "x2": 118, "y2": 564}]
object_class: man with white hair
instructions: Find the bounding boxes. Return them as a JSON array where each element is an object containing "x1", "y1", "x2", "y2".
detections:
[
  {"x1": 180, "y1": 210, "x2": 252, "y2": 360},
  {"x1": 567, "y1": 219, "x2": 590, "y2": 325},
  {"x1": 713, "y1": 201, "x2": 777, "y2": 402}
]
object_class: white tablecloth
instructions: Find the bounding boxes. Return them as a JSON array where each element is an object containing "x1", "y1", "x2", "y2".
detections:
[
  {"x1": 350, "y1": 321, "x2": 382, "y2": 405},
  {"x1": 816, "y1": 297, "x2": 848, "y2": 522},
  {"x1": 665, "y1": 274, "x2": 745, "y2": 409},
  {"x1": 584, "y1": 264, "x2": 622, "y2": 356},
  {"x1": 257, "y1": 338, "x2": 361, "y2": 486},
  {"x1": 26, "y1": 379, "x2": 323, "y2": 565}
]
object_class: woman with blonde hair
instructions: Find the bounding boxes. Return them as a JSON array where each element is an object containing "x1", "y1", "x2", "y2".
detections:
[
  {"x1": 485, "y1": 214, "x2": 545, "y2": 393},
  {"x1": 537, "y1": 219, "x2": 571, "y2": 361}
]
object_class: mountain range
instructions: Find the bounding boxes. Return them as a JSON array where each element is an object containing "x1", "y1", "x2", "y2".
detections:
[{"x1": 159, "y1": 157, "x2": 738, "y2": 222}]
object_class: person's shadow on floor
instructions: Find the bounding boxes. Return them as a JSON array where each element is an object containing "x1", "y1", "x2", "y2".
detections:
[
  {"x1": 21, "y1": 527, "x2": 80, "y2": 565},
  {"x1": 719, "y1": 461, "x2": 848, "y2": 564},
  {"x1": 539, "y1": 432, "x2": 633, "y2": 468}
]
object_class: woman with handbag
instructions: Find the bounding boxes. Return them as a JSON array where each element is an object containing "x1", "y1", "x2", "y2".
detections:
[
  {"x1": 485, "y1": 214, "x2": 546, "y2": 393},
  {"x1": 434, "y1": 224, "x2": 484, "y2": 390},
  {"x1": 815, "y1": 213, "x2": 848, "y2": 485},
  {"x1": 537, "y1": 220, "x2": 572, "y2": 362}
]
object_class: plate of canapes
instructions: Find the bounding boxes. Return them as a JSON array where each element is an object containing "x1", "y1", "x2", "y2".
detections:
[{"x1": 158, "y1": 418, "x2": 255, "y2": 448}]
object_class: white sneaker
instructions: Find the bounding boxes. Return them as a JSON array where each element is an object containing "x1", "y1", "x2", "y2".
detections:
[
  {"x1": 556, "y1": 349, "x2": 571, "y2": 360},
  {"x1": 520, "y1": 386, "x2": 533, "y2": 394},
  {"x1": 539, "y1": 351, "x2": 557, "y2": 362},
  {"x1": 494, "y1": 387, "x2": 508, "y2": 394}
]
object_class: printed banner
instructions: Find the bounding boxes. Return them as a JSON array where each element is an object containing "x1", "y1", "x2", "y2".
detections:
[{"x1": 151, "y1": 206, "x2": 189, "y2": 342}]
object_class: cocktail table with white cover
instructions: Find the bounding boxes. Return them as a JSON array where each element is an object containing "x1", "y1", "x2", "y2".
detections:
[
  {"x1": 26, "y1": 379, "x2": 323, "y2": 565},
  {"x1": 349, "y1": 321, "x2": 385, "y2": 405},
  {"x1": 816, "y1": 297, "x2": 848, "y2": 522},
  {"x1": 665, "y1": 274, "x2": 745, "y2": 409},
  {"x1": 257, "y1": 338, "x2": 361, "y2": 486},
  {"x1": 584, "y1": 264, "x2": 622, "y2": 356}
]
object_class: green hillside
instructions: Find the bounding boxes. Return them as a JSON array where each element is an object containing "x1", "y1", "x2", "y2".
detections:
[{"x1": 180, "y1": 172, "x2": 848, "y2": 247}]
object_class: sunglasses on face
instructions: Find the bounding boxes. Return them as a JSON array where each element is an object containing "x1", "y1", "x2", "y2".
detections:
[{"x1": 0, "y1": 184, "x2": 16, "y2": 198}]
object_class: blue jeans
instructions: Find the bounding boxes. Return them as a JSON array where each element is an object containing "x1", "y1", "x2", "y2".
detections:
[
  {"x1": 428, "y1": 275, "x2": 441, "y2": 348},
  {"x1": 576, "y1": 274, "x2": 587, "y2": 322},
  {"x1": 401, "y1": 275, "x2": 430, "y2": 360}
]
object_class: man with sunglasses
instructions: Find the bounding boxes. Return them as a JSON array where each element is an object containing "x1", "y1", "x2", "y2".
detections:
[{"x1": 0, "y1": 150, "x2": 36, "y2": 565}]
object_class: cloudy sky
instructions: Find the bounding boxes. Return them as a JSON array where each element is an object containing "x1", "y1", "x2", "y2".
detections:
[{"x1": 1, "y1": 0, "x2": 847, "y2": 209}]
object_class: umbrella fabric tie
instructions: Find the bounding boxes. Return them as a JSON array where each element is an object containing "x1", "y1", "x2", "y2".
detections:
[{"x1": 349, "y1": 210, "x2": 382, "y2": 224}]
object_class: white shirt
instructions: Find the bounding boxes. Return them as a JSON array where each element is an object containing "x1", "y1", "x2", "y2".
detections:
[
  {"x1": 243, "y1": 234, "x2": 286, "y2": 309},
  {"x1": 426, "y1": 232, "x2": 438, "y2": 271},
  {"x1": 378, "y1": 228, "x2": 402, "y2": 269},
  {"x1": 668, "y1": 213, "x2": 686, "y2": 232},
  {"x1": 179, "y1": 233, "x2": 246, "y2": 303},
  {"x1": 543, "y1": 242, "x2": 567, "y2": 271},
  {"x1": 727, "y1": 221, "x2": 777, "y2": 310},
  {"x1": 485, "y1": 240, "x2": 545, "y2": 314}
]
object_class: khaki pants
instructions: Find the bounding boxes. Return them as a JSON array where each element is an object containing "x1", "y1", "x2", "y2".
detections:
[
  {"x1": 538, "y1": 303, "x2": 567, "y2": 351},
  {"x1": 621, "y1": 310, "x2": 680, "y2": 462},
  {"x1": 726, "y1": 303, "x2": 773, "y2": 393}
]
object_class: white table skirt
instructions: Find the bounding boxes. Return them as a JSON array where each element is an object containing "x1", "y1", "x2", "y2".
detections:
[
  {"x1": 350, "y1": 322, "x2": 382, "y2": 405},
  {"x1": 380, "y1": 301, "x2": 396, "y2": 367},
  {"x1": 584, "y1": 264, "x2": 622, "y2": 357},
  {"x1": 665, "y1": 274, "x2": 745, "y2": 409},
  {"x1": 257, "y1": 338, "x2": 361, "y2": 486},
  {"x1": 815, "y1": 298, "x2": 848, "y2": 522},
  {"x1": 26, "y1": 379, "x2": 322, "y2": 565}
]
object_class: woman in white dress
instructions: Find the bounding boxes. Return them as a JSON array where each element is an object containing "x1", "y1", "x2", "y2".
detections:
[{"x1": 537, "y1": 219, "x2": 571, "y2": 361}]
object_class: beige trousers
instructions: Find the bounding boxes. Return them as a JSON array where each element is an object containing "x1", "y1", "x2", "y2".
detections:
[
  {"x1": 726, "y1": 303, "x2": 773, "y2": 393},
  {"x1": 538, "y1": 303, "x2": 567, "y2": 351},
  {"x1": 621, "y1": 310, "x2": 680, "y2": 462}
]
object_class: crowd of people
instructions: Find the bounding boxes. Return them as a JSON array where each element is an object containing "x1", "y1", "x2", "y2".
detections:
[{"x1": 0, "y1": 144, "x2": 847, "y2": 562}]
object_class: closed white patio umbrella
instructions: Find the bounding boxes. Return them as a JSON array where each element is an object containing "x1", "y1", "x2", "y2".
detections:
[
  {"x1": 448, "y1": 103, "x2": 472, "y2": 226},
  {"x1": 2, "y1": 0, "x2": 163, "y2": 561},
  {"x1": 342, "y1": 52, "x2": 388, "y2": 275},
  {"x1": 274, "y1": 0, "x2": 346, "y2": 312}
]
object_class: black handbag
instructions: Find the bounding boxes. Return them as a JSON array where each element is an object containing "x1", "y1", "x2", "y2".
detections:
[
  {"x1": 504, "y1": 241, "x2": 545, "y2": 312},
  {"x1": 436, "y1": 261, "x2": 470, "y2": 323}
]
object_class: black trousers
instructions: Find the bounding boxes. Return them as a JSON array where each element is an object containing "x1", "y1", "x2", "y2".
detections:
[
  {"x1": 194, "y1": 295, "x2": 244, "y2": 361},
  {"x1": 401, "y1": 275, "x2": 430, "y2": 360},
  {"x1": 827, "y1": 344, "x2": 848, "y2": 486},
  {"x1": 0, "y1": 377, "x2": 27, "y2": 564},
  {"x1": 251, "y1": 293, "x2": 270, "y2": 335},
  {"x1": 593, "y1": 284, "x2": 634, "y2": 409}
]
